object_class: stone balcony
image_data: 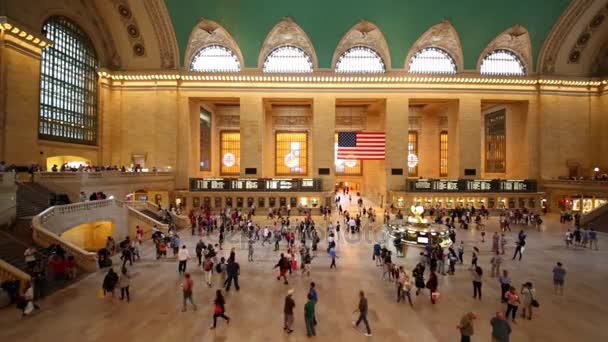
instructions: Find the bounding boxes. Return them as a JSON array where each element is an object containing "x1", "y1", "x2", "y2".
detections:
[{"x1": 33, "y1": 171, "x2": 175, "y2": 202}]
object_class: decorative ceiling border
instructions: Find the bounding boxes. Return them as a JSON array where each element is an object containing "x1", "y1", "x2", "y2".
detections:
[
  {"x1": 538, "y1": 0, "x2": 595, "y2": 74},
  {"x1": 144, "y1": 0, "x2": 180, "y2": 69},
  {"x1": 112, "y1": 0, "x2": 146, "y2": 58},
  {"x1": 567, "y1": 3, "x2": 608, "y2": 64}
]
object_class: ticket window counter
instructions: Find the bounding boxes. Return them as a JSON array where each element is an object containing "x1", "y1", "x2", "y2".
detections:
[
  {"x1": 518, "y1": 198, "x2": 526, "y2": 209},
  {"x1": 269, "y1": 197, "x2": 277, "y2": 208},
  {"x1": 236, "y1": 197, "x2": 244, "y2": 208},
  {"x1": 247, "y1": 197, "x2": 254, "y2": 208},
  {"x1": 225, "y1": 197, "x2": 233, "y2": 208},
  {"x1": 528, "y1": 199, "x2": 536, "y2": 209},
  {"x1": 508, "y1": 199, "x2": 515, "y2": 209},
  {"x1": 258, "y1": 197, "x2": 265, "y2": 208},
  {"x1": 214, "y1": 197, "x2": 222, "y2": 209},
  {"x1": 497, "y1": 199, "x2": 507, "y2": 209},
  {"x1": 202, "y1": 197, "x2": 211, "y2": 209},
  {"x1": 488, "y1": 199, "x2": 496, "y2": 209},
  {"x1": 279, "y1": 197, "x2": 287, "y2": 207},
  {"x1": 477, "y1": 200, "x2": 486, "y2": 209},
  {"x1": 192, "y1": 197, "x2": 201, "y2": 209}
]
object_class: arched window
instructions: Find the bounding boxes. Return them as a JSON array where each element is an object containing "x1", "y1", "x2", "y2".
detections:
[
  {"x1": 263, "y1": 45, "x2": 313, "y2": 73},
  {"x1": 190, "y1": 45, "x2": 240, "y2": 72},
  {"x1": 335, "y1": 46, "x2": 385, "y2": 74},
  {"x1": 409, "y1": 47, "x2": 457, "y2": 74},
  {"x1": 480, "y1": 49, "x2": 526, "y2": 76},
  {"x1": 39, "y1": 16, "x2": 98, "y2": 145}
]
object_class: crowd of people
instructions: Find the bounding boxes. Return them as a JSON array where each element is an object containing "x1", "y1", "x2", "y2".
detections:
[{"x1": 11, "y1": 188, "x2": 595, "y2": 342}]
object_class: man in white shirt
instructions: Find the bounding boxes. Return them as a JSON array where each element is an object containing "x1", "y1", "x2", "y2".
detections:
[
  {"x1": 348, "y1": 218, "x2": 356, "y2": 233},
  {"x1": 178, "y1": 245, "x2": 190, "y2": 274}
]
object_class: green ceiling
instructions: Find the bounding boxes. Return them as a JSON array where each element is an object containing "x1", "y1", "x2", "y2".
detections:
[{"x1": 165, "y1": 0, "x2": 571, "y2": 70}]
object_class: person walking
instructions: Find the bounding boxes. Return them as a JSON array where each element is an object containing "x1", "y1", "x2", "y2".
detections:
[
  {"x1": 504, "y1": 286, "x2": 520, "y2": 323},
  {"x1": 589, "y1": 228, "x2": 598, "y2": 250},
  {"x1": 195, "y1": 239, "x2": 205, "y2": 267},
  {"x1": 304, "y1": 293, "x2": 316, "y2": 337},
  {"x1": 457, "y1": 241, "x2": 465, "y2": 264},
  {"x1": 211, "y1": 290, "x2": 230, "y2": 329},
  {"x1": 427, "y1": 270, "x2": 439, "y2": 304},
  {"x1": 457, "y1": 312, "x2": 476, "y2": 342},
  {"x1": 499, "y1": 270, "x2": 511, "y2": 303},
  {"x1": 329, "y1": 246, "x2": 338, "y2": 269},
  {"x1": 512, "y1": 239, "x2": 525, "y2": 261},
  {"x1": 225, "y1": 258, "x2": 240, "y2": 292},
  {"x1": 178, "y1": 245, "x2": 190, "y2": 274},
  {"x1": 352, "y1": 290, "x2": 372, "y2": 337},
  {"x1": 490, "y1": 312, "x2": 512, "y2": 342},
  {"x1": 247, "y1": 238, "x2": 255, "y2": 262},
  {"x1": 118, "y1": 266, "x2": 131, "y2": 302},
  {"x1": 520, "y1": 282, "x2": 536, "y2": 320},
  {"x1": 308, "y1": 282, "x2": 318, "y2": 325},
  {"x1": 203, "y1": 257, "x2": 214, "y2": 287},
  {"x1": 181, "y1": 273, "x2": 197, "y2": 312},
  {"x1": 471, "y1": 266, "x2": 483, "y2": 300},
  {"x1": 490, "y1": 251, "x2": 503, "y2": 277},
  {"x1": 102, "y1": 268, "x2": 119, "y2": 298},
  {"x1": 553, "y1": 262, "x2": 566, "y2": 295},
  {"x1": 283, "y1": 289, "x2": 295, "y2": 334},
  {"x1": 274, "y1": 253, "x2": 290, "y2": 285}
]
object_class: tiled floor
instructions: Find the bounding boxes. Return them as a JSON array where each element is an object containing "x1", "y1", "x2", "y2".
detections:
[{"x1": 1, "y1": 203, "x2": 607, "y2": 342}]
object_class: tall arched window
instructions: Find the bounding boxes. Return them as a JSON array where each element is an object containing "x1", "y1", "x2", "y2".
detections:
[
  {"x1": 39, "y1": 16, "x2": 98, "y2": 145},
  {"x1": 263, "y1": 45, "x2": 313, "y2": 73},
  {"x1": 335, "y1": 46, "x2": 385, "y2": 74},
  {"x1": 480, "y1": 49, "x2": 526, "y2": 76},
  {"x1": 190, "y1": 45, "x2": 240, "y2": 72},
  {"x1": 409, "y1": 47, "x2": 457, "y2": 74}
]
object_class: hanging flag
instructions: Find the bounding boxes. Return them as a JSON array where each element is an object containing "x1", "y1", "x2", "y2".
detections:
[{"x1": 337, "y1": 131, "x2": 385, "y2": 160}]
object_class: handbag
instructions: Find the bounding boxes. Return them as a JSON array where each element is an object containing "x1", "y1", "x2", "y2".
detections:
[
  {"x1": 531, "y1": 299, "x2": 540, "y2": 307},
  {"x1": 214, "y1": 304, "x2": 222, "y2": 314}
]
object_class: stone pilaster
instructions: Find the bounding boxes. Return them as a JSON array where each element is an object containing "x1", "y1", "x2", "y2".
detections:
[
  {"x1": 385, "y1": 96, "x2": 409, "y2": 193},
  {"x1": 239, "y1": 95, "x2": 264, "y2": 177},
  {"x1": 312, "y1": 95, "x2": 336, "y2": 191},
  {"x1": 456, "y1": 97, "x2": 481, "y2": 178}
]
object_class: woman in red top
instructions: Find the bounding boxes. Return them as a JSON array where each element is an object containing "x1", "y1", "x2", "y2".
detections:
[{"x1": 49, "y1": 255, "x2": 66, "y2": 281}]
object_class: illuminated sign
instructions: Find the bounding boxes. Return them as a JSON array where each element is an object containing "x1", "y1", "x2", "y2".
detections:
[
  {"x1": 408, "y1": 179, "x2": 537, "y2": 193},
  {"x1": 190, "y1": 178, "x2": 322, "y2": 192}
]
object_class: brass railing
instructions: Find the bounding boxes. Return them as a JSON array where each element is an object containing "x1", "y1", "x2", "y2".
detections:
[{"x1": 0, "y1": 258, "x2": 31, "y2": 291}]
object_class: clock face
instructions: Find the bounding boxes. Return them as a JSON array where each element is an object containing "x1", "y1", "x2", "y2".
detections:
[
  {"x1": 407, "y1": 153, "x2": 419, "y2": 168},
  {"x1": 222, "y1": 153, "x2": 236, "y2": 167},
  {"x1": 284, "y1": 153, "x2": 299, "y2": 168}
]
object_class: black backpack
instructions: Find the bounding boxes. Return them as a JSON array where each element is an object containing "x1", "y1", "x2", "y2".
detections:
[{"x1": 215, "y1": 263, "x2": 223, "y2": 273}]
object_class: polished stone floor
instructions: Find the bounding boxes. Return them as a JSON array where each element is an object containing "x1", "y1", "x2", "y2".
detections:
[{"x1": 1, "y1": 200, "x2": 607, "y2": 342}]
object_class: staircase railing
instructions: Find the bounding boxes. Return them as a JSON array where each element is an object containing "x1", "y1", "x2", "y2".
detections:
[
  {"x1": 0, "y1": 258, "x2": 31, "y2": 291},
  {"x1": 581, "y1": 202, "x2": 608, "y2": 226},
  {"x1": 31, "y1": 201, "x2": 120, "y2": 272}
]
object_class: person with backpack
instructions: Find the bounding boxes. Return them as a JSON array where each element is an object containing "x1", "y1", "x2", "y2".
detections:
[
  {"x1": 102, "y1": 268, "x2": 119, "y2": 298},
  {"x1": 181, "y1": 273, "x2": 197, "y2": 312},
  {"x1": 302, "y1": 250, "x2": 313, "y2": 277},
  {"x1": 284, "y1": 289, "x2": 296, "y2": 334}
]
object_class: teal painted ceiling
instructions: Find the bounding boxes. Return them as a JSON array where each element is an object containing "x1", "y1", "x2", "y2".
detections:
[{"x1": 165, "y1": 0, "x2": 571, "y2": 70}]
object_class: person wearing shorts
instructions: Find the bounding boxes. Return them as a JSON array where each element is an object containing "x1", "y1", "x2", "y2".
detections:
[{"x1": 553, "y1": 262, "x2": 566, "y2": 295}]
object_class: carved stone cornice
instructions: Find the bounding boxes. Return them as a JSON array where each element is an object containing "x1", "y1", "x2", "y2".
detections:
[
  {"x1": 258, "y1": 17, "x2": 318, "y2": 69},
  {"x1": 217, "y1": 115, "x2": 240, "y2": 128},
  {"x1": 332, "y1": 20, "x2": 391, "y2": 70},
  {"x1": 184, "y1": 18, "x2": 244, "y2": 71},
  {"x1": 273, "y1": 116, "x2": 310, "y2": 128},
  {"x1": 538, "y1": 0, "x2": 595, "y2": 74},
  {"x1": 405, "y1": 21, "x2": 463, "y2": 72},
  {"x1": 143, "y1": 0, "x2": 179, "y2": 69},
  {"x1": 477, "y1": 25, "x2": 533, "y2": 73},
  {"x1": 335, "y1": 115, "x2": 366, "y2": 130}
]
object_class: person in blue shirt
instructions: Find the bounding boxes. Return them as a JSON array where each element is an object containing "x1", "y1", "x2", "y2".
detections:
[
  {"x1": 373, "y1": 243, "x2": 381, "y2": 266},
  {"x1": 329, "y1": 246, "x2": 338, "y2": 269},
  {"x1": 308, "y1": 282, "x2": 318, "y2": 325}
]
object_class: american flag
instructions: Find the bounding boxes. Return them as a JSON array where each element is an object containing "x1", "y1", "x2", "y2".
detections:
[{"x1": 337, "y1": 132, "x2": 386, "y2": 160}]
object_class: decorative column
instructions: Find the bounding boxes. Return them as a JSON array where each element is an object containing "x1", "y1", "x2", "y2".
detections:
[
  {"x1": 456, "y1": 96, "x2": 482, "y2": 178},
  {"x1": 312, "y1": 95, "x2": 336, "y2": 192},
  {"x1": 239, "y1": 95, "x2": 264, "y2": 177},
  {"x1": 0, "y1": 18, "x2": 51, "y2": 164},
  {"x1": 385, "y1": 96, "x2": 409, "y2": 193}
]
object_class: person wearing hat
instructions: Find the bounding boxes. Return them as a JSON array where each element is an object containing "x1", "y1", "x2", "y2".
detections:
[{"x1": 283, "y1": 289, "x2": 295, "y2": 333}]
